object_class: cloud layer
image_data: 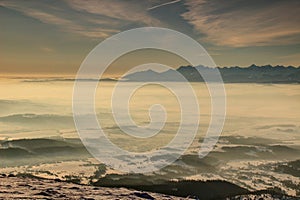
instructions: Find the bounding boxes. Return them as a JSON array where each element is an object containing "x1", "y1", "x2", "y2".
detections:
[
  {"x1": 0, "y1": 0, "x2": 164, "y2": 39},
  {"x1": 2, "y1": 0, "x2": 299, "y2": 47},
  {"x1": 1, "y1": 0, "x2": 299, "y2": 48},
  {"x1": 182, "y1": 0, "x2": 300, "y2": 47}
]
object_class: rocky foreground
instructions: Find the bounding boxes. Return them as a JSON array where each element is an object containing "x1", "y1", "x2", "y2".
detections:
[
  {"x1": 0, "y1": 175, "x2": 188, "y2": 200},
  {"x1": 0, "y1": 174, "x2": 299, "y2": 200}
]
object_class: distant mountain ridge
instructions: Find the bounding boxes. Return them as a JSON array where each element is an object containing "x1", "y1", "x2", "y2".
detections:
[{"x1": 123, "y1": 64, "x2": 300, "y2": 83}]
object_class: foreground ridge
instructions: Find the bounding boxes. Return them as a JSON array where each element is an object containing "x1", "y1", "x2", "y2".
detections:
[
  {"x1": 0, "y1": 174, "x2": 299, "y2": 200},
  {"x1": 0, "y1": 174, "x2": 187, "y2": 200}
]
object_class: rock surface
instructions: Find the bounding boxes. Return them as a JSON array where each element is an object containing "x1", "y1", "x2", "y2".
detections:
[
  {"x1": 0, "y1": 176, "x2": 188, "y2": 199},
  {"x1": 0, "y1": 175, "x2": 299, "y2": 200}
]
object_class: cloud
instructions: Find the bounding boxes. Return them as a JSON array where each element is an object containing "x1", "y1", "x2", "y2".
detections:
[
  {"x1": 0, "y1": 0, "x2": 163, "y2": 39},
  {"x1": 0, "y1": 0, "x2": 119, "y2": 39},
  {"x1": 1, "y1": 0, "x2": 299, "y2": 48},
  {"x1": 40, "y1": 47, "x2": 54, "y2": 53},
  {"x1": 277, "y1": 53, "x2": 300, "y2": 66},
  {"x1": 65, "y1": 0, "x2": 163, "y2": 26},
  {"x1": 147, "y1": 0, "x2": 181, "y2": 11},
  {"x1": 29, "y1": 9, "x2": 116, "y2": 38},
  {"x1": 182, "y1": 0, "x2": 300, "y2": 47}
]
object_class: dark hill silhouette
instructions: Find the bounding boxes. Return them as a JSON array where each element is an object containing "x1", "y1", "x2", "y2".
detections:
[
  {"x1": 123, "y1": 64, "x2": 300, "y2": 83},
  {"x1": 93, "y1": 173, "x2": 297, "y2": 199},
  {"x1": 93, "y1": 174, "x2": 249, "y2": 199}
]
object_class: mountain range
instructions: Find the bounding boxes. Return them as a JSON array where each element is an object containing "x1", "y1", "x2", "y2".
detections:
[{"x1": 123, "y1": 64, "x2": 300, "y2": 83}]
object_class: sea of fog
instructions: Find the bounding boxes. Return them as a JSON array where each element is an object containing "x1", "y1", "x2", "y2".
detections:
[{"x1": 0, "y1": 78, "x2": 299, "y2": 195}]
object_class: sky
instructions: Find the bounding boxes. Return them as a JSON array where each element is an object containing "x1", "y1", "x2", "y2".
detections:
[{"x1": 0, "y1": 0, "x2": 300, "y2": 76}]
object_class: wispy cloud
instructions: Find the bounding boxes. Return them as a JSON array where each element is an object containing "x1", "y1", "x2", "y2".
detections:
[
  {"x1": 182, "y1": 0, "x2": 300, "y2": 47},
  {"x1": 40, "y1": 47, "x2": 55, "y2": 53},
  {"x1": 0, "y1": 0, "x2": 119, "y2": 39},
  {"x1": 1, "y1": 0, "x2": 299, "y2": 48},
  {"x1": 0, "y1": 0, "x2": 163, "y2": 39},
  {"x1": 147, "y1": 0, "x2": 181, "y2": 11},
  {"x1": 278, "y1": 53, "x2": 300, "y2": 66},
  {"x1": 65, "y1": 0, "x2": 163, "y2": 26},
  {"x1": 26, "y1": 9, "x2": 117, "y2": 38}
]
